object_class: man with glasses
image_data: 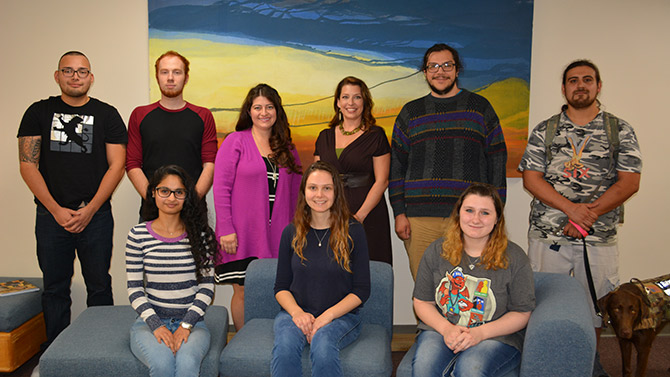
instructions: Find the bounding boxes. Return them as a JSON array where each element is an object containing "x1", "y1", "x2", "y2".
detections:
[
  {"x1": 390, "y1": 43, "x2": 507, "y2": 279},
  {"x1": 518, "y1": 60, "x2": 641, "y2": 377},
  {"x1": 17, "y1": 51, "x2": 127, "y2": 347},
  {"x1": 126, "y1": 50, "x2": 217, "y2": 218}
]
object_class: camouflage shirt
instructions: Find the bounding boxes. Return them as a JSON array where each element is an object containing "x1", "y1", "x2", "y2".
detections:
[{"x1": 518, "y1": 112, "x2": 642, "y2": 245}]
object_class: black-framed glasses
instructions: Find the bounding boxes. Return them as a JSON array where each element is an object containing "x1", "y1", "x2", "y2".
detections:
[
  {"x1": 155, "y1": 187, "x2": 187, "y2": 200},
  {"x1": 425, "y1": 62, "x2": 456, "y2": 73},
  {"x1": 59, "y1": 68, "x2": 91, "y2": 78}
]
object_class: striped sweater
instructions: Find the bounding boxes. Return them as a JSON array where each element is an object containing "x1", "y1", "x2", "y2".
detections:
[
  {"x1": 126, "y1": 222, "x2": 214, "y2": 331},
  {"x1": 390, "y1": 90, "x2": 507, "y2": 218}
]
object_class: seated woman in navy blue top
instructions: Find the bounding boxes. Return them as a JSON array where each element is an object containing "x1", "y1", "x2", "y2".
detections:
[{"x1": 272, "y1": 161, "x2": 371, "y2": 377}]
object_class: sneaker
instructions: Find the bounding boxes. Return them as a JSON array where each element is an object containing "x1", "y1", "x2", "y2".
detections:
[
  {"x1": 593, "y1": 351, "x2": 610, "y2": 377},
  {"x1": 31, "y1": 364, "x2": 39, "y2": 377}
]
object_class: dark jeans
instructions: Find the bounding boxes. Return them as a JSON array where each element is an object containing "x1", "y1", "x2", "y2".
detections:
[{"x1": 35, "y1": 205, "x2": 114, "y2": 346}]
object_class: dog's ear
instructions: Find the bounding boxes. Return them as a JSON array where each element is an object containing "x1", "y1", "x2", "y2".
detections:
[
  {"x1": 598, "y1": 293, "x2": 611, "y2": 326},
  {"x1": 636, "y1": 294, "x2": 649, "y2": 326}
]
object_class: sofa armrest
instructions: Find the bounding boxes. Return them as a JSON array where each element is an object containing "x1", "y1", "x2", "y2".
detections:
[
  {"x1": 520, "y1": 272, "x2": 596, "y2": 377},
  {"x1": 244, "y1": 259, "x2": 282, "y2": 322}
]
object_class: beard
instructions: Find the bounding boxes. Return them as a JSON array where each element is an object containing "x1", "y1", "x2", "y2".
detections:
[
  {"x1": 427, "y1": 79, "x2": 457, "y2": 96},
  {"x1": 160, "y1": 86, "x2": 184, "y2": 98},
  {"x1": 567, "y1": 91, "x2": 597, "y2": 109}
]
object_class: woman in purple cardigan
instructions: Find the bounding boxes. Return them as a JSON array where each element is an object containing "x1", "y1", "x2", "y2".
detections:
[{"x1": 213, "y1": 84, "x2": 302, "y2": 330}]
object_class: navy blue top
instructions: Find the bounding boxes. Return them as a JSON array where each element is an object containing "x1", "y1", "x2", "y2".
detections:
[{"x1": 274, "y1": 221, "x2": 371, "y2": 317}]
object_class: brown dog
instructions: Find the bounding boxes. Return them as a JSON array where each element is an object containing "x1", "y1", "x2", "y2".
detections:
[{"x1": 598, "y1": 281, "x2": 668, "y2": 377}]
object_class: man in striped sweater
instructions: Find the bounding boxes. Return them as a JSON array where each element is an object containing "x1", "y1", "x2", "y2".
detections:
[{"x1": 390, "y1": 43, "x2": 507, "y2": 279}]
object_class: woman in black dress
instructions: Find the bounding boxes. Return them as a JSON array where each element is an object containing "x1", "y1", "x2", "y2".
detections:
[{"x1": 314, "y1": 76, "x2": 392, "y2": 264}]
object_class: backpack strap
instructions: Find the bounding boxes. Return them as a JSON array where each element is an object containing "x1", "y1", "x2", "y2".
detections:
[
  {"x1": 602, "y1": 111, "x2": 625, "y2": 223},
  {"x1": 544, "y1": 114, "x2": 561, "y2": 163},
  {"x1": 602, "y1": 111, "x2": 620, "y2": 163}
]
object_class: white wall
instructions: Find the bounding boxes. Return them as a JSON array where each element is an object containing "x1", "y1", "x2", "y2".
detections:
[{"x1": 1, "y1": 0, "x2": 668, "y2": 326}]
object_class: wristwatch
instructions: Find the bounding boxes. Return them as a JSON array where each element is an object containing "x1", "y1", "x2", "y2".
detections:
[{"x1": 180, "y1": 322, "x2": 193, "y2": 332}]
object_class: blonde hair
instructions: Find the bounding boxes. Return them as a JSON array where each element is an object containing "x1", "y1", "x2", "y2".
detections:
[
  {"x1": 291, "y1": 162, "x2": 353, "y2": 272},
  {"x1": 441, "y1": 184, "x2": 508, "y2": 270}
]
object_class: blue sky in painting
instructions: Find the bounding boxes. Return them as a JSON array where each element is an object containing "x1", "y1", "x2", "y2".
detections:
[{"x1": 148, "y1": 0, "x2": 534, "y2": 89}]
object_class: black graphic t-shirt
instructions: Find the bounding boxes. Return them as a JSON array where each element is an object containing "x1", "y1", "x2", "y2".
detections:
[{"x1": 17, "y1": 96, "x2": 127, "y2": 209}]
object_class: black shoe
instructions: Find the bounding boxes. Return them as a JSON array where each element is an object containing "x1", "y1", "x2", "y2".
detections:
[{"x1": 593, "y1": 351, "x2": 610, "y2": 377}]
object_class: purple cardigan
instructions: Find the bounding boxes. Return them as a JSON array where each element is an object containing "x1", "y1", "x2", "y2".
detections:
[{"x1": 213, "y1": 129, "x2": 302, "y2": 264}]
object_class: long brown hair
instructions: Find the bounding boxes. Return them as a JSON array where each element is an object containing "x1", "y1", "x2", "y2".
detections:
[
  {"x1": 327, "y1": 76, "x2": 376, "y2": 132},
  {"x1": 291, "y1": 161, "x2": 353, "y2": 272},
  {"x1": 235, "y1": 84, "x2": 301, "y2": 173},
  {"x1": 441, "y1": 184, "x2": 508, "y2": 270}
]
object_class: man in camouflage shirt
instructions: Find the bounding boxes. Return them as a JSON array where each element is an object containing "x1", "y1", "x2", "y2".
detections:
[{"x1": 518, "y1": 60, "x2": 641, "y2": 377}]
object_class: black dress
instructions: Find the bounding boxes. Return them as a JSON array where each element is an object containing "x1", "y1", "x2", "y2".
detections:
[{"x1": 314, "y1": 125, "x2": 393, "y2": 265}]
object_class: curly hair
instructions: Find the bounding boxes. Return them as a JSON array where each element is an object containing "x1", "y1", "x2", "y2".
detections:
[
  {"x1": 291, "y1": 161, "x2": 353, "y2": 272},
  {"x1": 327, "y1": 76, "x2": 376, "y2": 131},
  {"x1": 235, "y1": 84, "x2": 301, "y2": 173},
  {"x1": 441, "y1": 183, "x2": 508, "y2": 270},
  {"x1": 142, "y1": 165, "x2": 218, "y2": 282}
]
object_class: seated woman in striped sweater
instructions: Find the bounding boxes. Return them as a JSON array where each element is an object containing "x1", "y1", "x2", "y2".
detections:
[{"x1": 126, "y1": 165, "x2": 217, "y2": 377}]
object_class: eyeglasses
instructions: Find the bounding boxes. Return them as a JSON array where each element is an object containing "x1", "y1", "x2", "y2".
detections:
[
  {"x1": 59, "y1": 68, "x2": 91, "y2": 78},
  {"x1": 425, "y1": 62, "x2": 456, "y2": 73},
  {"x1": 155, "y1": 187, "x2": 187, "y2": 199}
]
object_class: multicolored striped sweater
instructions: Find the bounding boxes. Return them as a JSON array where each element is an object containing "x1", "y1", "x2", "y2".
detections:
[
  {"x1": 390, "y1": 90, "x2": 507, "y2": 218},
  {"x1": 126, "y1": 222, "x2": 214, "y2": 331}
]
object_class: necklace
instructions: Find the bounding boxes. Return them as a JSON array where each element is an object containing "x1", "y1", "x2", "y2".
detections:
[
  {"x1": 466, "y1": 254, "x2": 480, "y2": 270},
  {"x1": 313, "y1": 228, "x2": 329, "y2": 247},
  {"x1": 263, "y1": 156, "x2": 278, "y2": 188},
  {"x1": 339, "y1": 122, "x2": 361, "y2": 136}
]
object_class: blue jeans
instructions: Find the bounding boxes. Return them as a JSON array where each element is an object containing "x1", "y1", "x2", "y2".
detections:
[
  {"x1": 271, "y1": 310, "x2": 361, "y2": 377},
  {"x1": 35, "y1": 205, "x2": 114, "y2": 345},
  {"x1": 412, "y1": 329, "x2": 520, "y2": 377},
  {"x1": 130, "y1": 317, "x2": 210, "y2": 377}
]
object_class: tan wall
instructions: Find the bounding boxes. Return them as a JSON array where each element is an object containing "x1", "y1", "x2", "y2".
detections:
[{"x1": 1, "y1": 0, "x2": 668, "y2": 325}]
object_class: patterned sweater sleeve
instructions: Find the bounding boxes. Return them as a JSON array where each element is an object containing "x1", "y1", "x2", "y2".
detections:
[
  {"x1": 125, "y1": 225, "x2": 163, "y2": 331},
  {"x1": 389, "y1": 105, "x2": 411, "y2": 217},
  {"x1": 181, "y1": 257, "x2": 215, "y2": 327},
  {"x1": 483, "y1": 100, "x2": 508, "y2": 202}
]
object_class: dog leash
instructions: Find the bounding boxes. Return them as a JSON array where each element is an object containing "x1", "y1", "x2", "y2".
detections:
[{"x1": 581, "y1": 237, "x2": 603, "y2": 318}]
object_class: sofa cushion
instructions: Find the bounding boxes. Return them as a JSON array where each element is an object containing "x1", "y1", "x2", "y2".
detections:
[
  {"x1": 0, "y1": 277, "x2": 43, "y2": 332},
  {"x1": 220, "y1": 318, "x2": 392, "y2": 377},
  {"x1": 39, "y1": 305, "x2": 228, "y2": 377}
]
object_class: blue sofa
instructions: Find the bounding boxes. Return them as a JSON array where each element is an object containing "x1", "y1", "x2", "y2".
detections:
[
  {"x1": 219, "y1": 259, "x2": 393, "y2": 377},
  {"x1": 396, "y1": 272, "x2": 596, "y2": 377},
  {"x1": 39, "y1": 305, "x2": 228, "y2": 377}
]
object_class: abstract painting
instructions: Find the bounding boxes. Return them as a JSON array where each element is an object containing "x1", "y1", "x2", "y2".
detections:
[{"x1": 148, "y1": 0, "x2": 534, "y2": 176}]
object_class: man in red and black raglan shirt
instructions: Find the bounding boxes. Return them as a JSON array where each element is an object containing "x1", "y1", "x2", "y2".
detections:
[
  {"x1": 17, "y1": 51, "x2": 127, "y2": 347},
  {"x1": 126, "y1": 50, "x2": 217, "y2": 217}
]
